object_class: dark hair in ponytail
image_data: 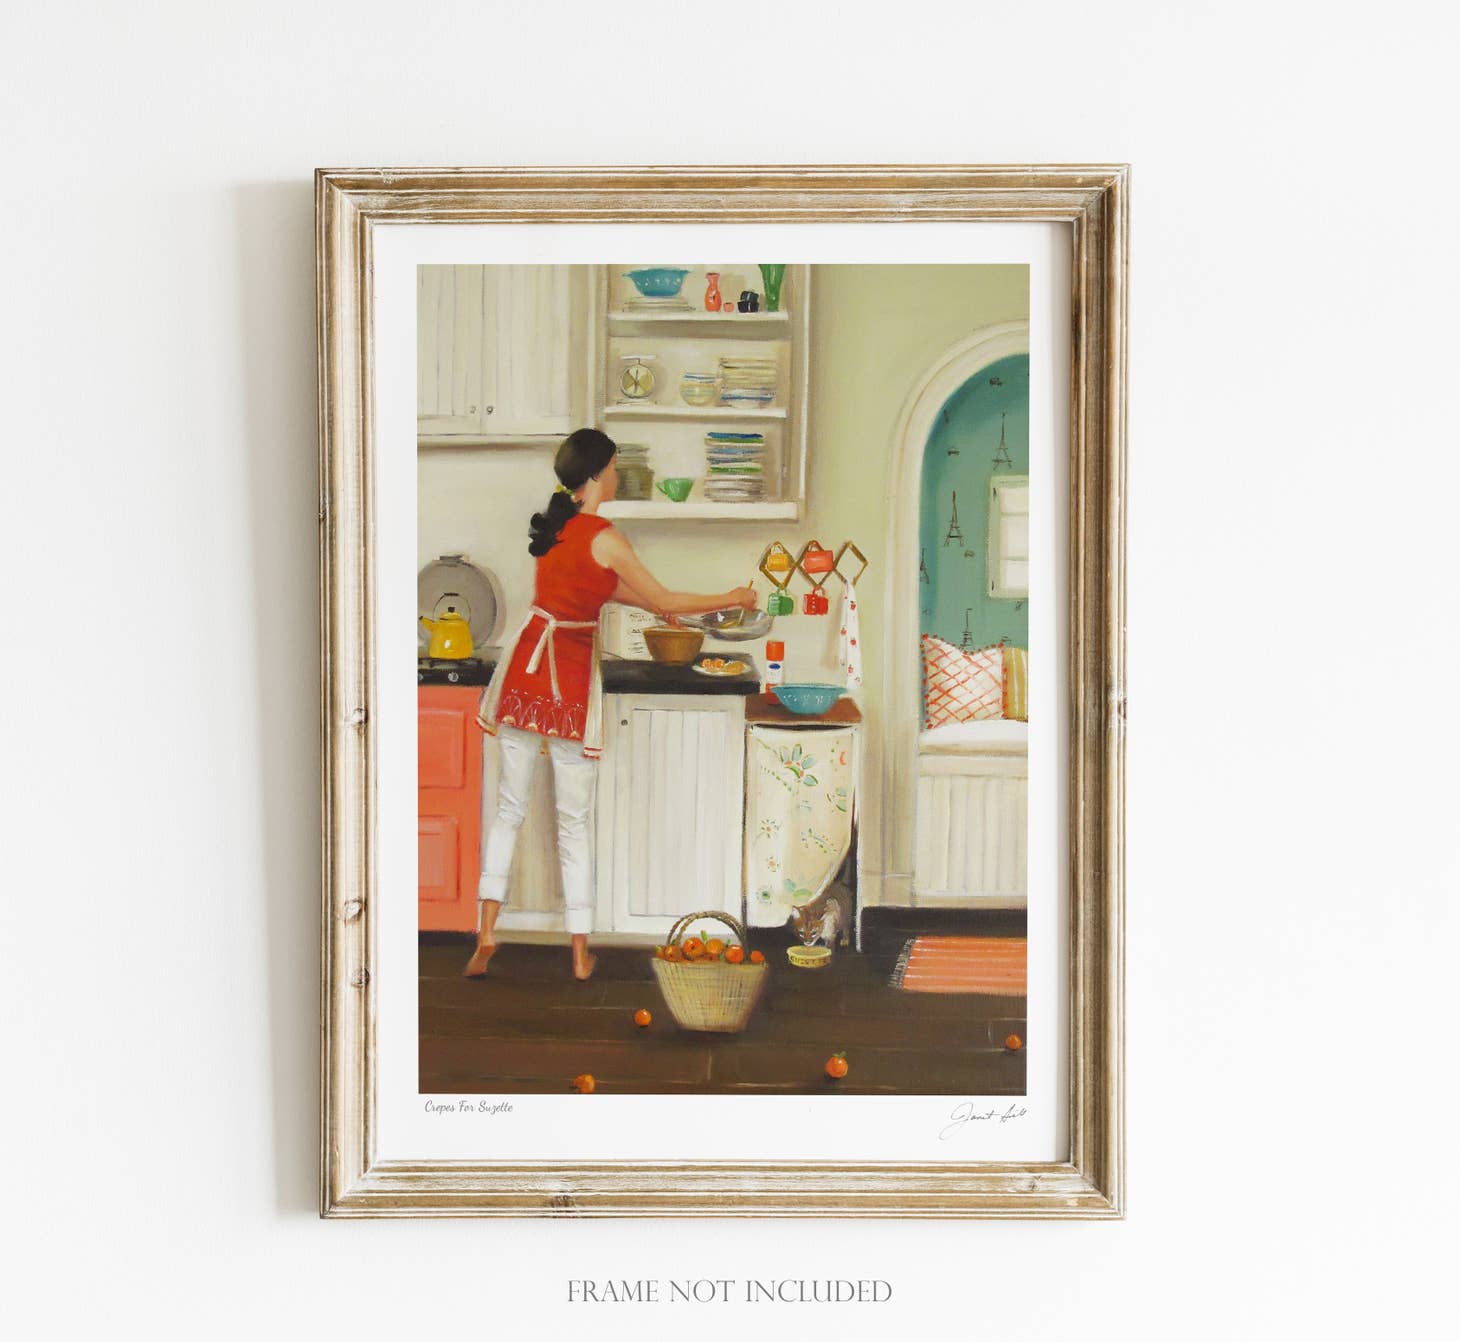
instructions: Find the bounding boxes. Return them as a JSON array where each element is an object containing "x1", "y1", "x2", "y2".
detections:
[{"x1": 528, "y1": 428, "x2": 618, "y2": 556}]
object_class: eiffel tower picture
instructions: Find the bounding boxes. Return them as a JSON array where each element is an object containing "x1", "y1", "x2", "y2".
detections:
[
  {"x1": 991, "y1": 412, "x2": 1014, "y2": 469},
  {"x1": 943, "y1": 491, "x2": 964, "y2": 547},
  {"x1": 919, "y1": 548, "x2": 930, "y2": 584},
  {"x1": 961, "y1": 608, "x2": 976, "y2": 651}
]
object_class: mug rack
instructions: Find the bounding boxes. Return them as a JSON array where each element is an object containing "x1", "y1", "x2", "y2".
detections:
[{"x1": 757, "y1": 538, "x2": 870, "y2": 616}]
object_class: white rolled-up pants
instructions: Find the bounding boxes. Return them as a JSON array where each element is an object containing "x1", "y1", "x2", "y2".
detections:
[{"x1": 478, "y1": 724, "x2": 597, "y2": 935}]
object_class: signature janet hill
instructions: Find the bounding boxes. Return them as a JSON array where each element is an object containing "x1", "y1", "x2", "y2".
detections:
[{"x1": 939, "y1": 1101, "x2": 1029, "y2": 1140}]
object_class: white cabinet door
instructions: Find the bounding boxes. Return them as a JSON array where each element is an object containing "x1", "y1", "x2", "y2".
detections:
[
  {"x1": 417, "y1": 265, "x2": 491, "y2": 437},
  {"x1": 492, "y1": 265, "x2": 579, "y2": 435},
  {"x1": 418, "y1": 264, "x2": 583, "y2": 441},
  {"x1": 596, "y1": 694, "x2": 746, "y2": 937}
]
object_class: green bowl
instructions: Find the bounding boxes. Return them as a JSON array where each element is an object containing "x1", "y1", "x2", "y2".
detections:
[{"x1": 655, "y1": 477, "x2": 694, "y2": 503}]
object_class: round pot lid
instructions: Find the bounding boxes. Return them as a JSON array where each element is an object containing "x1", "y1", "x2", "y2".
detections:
[{"x1": 417, "y1": 554, "x2": 501, "y2": 652}]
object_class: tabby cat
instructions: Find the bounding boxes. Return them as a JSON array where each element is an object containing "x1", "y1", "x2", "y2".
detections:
[{"x1": 789, "y1": 882, "x2": 853, "y2": 949}]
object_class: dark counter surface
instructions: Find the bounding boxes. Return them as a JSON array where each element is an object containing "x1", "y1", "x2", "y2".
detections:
[
  {"x1": 419, "y1": 652, "x2": 760, "y2": 696},
  {"x1": 602, "y1": 655, "x2": 760, "y2": 696}
]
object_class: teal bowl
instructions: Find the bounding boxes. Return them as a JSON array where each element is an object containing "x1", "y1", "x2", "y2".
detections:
[
  {"x1": 770, "y1": 683, "x2": 845, "y2": 715},
  {"x1": 624, "y1": 267, "x2": 691, "y2": 297}
]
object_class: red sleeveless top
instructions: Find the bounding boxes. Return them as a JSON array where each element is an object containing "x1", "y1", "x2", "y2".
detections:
[{"x1": 491, "y1": 512, "x2": 618, "y2": 743}]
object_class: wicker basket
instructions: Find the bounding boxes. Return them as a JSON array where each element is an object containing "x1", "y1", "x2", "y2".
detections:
[{"x1": 651, "y1": 910, "x2": 767, "y2": 1033}]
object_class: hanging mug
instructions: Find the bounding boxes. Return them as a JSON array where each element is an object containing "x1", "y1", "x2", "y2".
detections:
[
  {"x1": 803, "y1": 589, "x2": 829, "y2": 616},
  {"x1": 801, "y1": 544, "x2": 835, "y2": 578},
  {"x1": 767, "y1": 589, "x2": 795, "y2": 617}
]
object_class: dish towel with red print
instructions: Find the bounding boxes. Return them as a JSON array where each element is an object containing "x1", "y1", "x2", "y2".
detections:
[{"x1": 838, "y1": 579, "x2": 863, "y2": 689}]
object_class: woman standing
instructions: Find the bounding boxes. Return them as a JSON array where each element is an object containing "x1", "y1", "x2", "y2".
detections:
[{"x1": 470, "y1": 428, "x2": 756, "y2": 980}]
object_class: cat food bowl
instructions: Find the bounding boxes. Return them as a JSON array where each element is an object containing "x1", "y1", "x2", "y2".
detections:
[{"x1": 787, "y1": 945, "x2": 833, "y2": 969}]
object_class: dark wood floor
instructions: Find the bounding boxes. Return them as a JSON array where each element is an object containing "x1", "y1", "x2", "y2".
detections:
[{"x1": 419, "y1": 909, "x2": 1028, "y2": 1096}]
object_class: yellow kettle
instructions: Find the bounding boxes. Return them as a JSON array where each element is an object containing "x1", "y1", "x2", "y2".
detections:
[{"x1": 420, "y1": 601, "x2": 473, "y2": 659}]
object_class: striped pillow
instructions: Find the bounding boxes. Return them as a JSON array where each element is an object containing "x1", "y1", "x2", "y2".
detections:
[{"x1": 1002, "y1": 646, "x2": 1029, "y2": 721}]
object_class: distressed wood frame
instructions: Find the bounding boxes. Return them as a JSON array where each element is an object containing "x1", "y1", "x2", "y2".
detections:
[{"x1": 317, "y1": 165, "x2": 1127, "y2": 1218}]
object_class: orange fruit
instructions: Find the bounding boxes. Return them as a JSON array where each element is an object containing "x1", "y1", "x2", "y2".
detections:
[
  {"x1": 1004, "y1": 1034, "x2": 1023, "y2": 1051},
  {"x1": 725, "y1": 945, "x2": 744, "y2": 964},
  {"x1": 748, "y1": 950, "x2": 765, "y2": 965},
  {"x1": 682, "y1": 936, "x2": 704, "y2": 960},
  {"x1": 633, "y1": 1008, "x2": 652, "y2": 1028},
  {"x1": 704, "y1": 937, "x2": 726, "y2": 958},
  {"x1": 825, "y1": 1052, "x2": 848, "y2": 1080},
  {"x1": 663, "y1": 945, "x2": 683, "y2": 962},
  {"x1": 572, "y1": 1073, "x2": 595, "y2": 1093}
]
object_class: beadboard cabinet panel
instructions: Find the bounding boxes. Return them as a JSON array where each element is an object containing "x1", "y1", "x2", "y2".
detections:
[
  {"x1": 418, "y1": 264, "x2": 585, "y2": 442},
  {"x1": 417, "y1": 265, "x2": 489, "y2": 438},
  {"x1": 914, "y1": 754, "x2": 1028, "y2": 901},
  {"x1": 599, "y1": 694, "x2": 746, "y2": 936}
]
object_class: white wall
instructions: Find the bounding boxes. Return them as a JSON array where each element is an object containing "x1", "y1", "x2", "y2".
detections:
[{"x1": 3, "y1": 2, "x2": 1456, "y2": 1338}]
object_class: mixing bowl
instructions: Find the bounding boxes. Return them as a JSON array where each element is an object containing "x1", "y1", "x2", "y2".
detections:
[
  {"x1": 770, "y1": 683, "x2": 845, "y2": 715},
  {"x1": 683, "y1": 608, "x2": 773, "y2": 641},
  {"x1": 642, "y1": 626, "x2": 705, "y2": 665},
  {"x1": 624, "y1": 267, "x2": 691, "y2": 297}
]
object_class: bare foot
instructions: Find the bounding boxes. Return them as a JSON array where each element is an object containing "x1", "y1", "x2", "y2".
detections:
[
  {"x1": 572, "y1": 952, "x2": 597, "y2": 982},
  {"x1": 462, "y1": 941, "x2": 497, "y2": 979}
]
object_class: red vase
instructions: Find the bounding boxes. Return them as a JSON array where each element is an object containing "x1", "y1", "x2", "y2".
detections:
[{"x1": 704, "y1": 272, "x2": 722, "y2": 312}]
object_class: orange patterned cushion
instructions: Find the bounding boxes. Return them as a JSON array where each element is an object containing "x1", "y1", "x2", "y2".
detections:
[{"x1": 922, "y1": 634, "x2": 1005, "y2": 728}]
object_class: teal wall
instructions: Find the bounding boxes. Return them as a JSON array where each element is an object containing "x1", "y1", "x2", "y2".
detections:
[{"x1": 918, "y1": 353, "x2": 1030, "y2": 662}]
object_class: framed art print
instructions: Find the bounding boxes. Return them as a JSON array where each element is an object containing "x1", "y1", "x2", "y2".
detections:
[{"x1": 316, "y1": 165, "x2": 1127, "y2": 1217}]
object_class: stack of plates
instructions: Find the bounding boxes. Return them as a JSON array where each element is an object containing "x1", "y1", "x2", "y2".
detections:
[
  {"x1": 622, "y1": 295, "x2": 691, "y2": 312},
  {"x1": 704, "y1": 432, "x2": 767, "y2": 502},
  {"x1": 614, "y1": 442, "x2": 654, "y2": 500},
  {"x1": 717, "y1": 356, "x2": 778, "y2": 407}
]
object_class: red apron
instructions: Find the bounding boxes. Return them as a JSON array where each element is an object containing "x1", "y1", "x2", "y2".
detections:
[{"x1": 475, "y1": 512, "x2": 618, "y2": 758}]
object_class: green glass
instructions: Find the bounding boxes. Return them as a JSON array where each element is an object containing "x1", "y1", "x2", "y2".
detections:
[{"x1": 758, "y1": 264, "x2": 787, "y2": 313}]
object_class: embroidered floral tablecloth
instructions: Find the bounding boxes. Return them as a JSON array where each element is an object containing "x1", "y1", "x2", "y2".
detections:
[{"x1": 745, "y1": 725, "x2": 855, "y2": 928}]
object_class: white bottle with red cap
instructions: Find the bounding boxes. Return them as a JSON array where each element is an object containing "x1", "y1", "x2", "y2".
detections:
[{"x1": 764, "y1": 639, "x2": 785, "y2": 689}]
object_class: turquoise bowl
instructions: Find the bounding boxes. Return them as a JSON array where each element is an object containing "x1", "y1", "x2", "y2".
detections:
[
  {"x1": 624, "y1": 267, "x2": 691, "y2": 297},
  {"x1": 770, "y1": 683, "x2": 845, "y2": 715}
]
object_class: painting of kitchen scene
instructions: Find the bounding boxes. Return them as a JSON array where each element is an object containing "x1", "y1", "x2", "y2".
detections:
[{"x1": 417, "y1": 263, "x2": 1031, "y2": 1095}]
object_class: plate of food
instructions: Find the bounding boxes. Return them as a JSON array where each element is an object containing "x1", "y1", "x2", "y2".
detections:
[{"x1": 693, "y1": 656, "x2": 750, "y2": 677}]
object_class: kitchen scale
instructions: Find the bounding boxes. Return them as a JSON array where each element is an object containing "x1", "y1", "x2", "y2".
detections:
[{"x1": 617, "y1": 353, "x2": 658, "y2": 401}]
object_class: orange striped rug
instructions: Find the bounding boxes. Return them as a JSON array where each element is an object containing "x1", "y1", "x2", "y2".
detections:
[{"x1": 889, "y1": 936, "x2": 1027, "y2": 995}]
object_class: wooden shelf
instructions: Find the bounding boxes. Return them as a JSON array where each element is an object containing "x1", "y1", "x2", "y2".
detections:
[
  {"x1": 602, "y1": 404, "x2": 786, "y2": 421},
  {"x1": 607, "y1": 310, "x2": 790, "y2": 331},
  {"x1": 592, "y1": 265, "x2": 810, "y2": 517},
  {"x1": 601, "y1": 500, "x2": 801, "y2": 521},
  {"x1": 417, "y1": 434, "x2": 560, "y2": 449}
]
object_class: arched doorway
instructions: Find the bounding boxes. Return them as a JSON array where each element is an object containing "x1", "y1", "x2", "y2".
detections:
[{"x1": 880, "y1": 321, "x2": 1029, "y2": 905}]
